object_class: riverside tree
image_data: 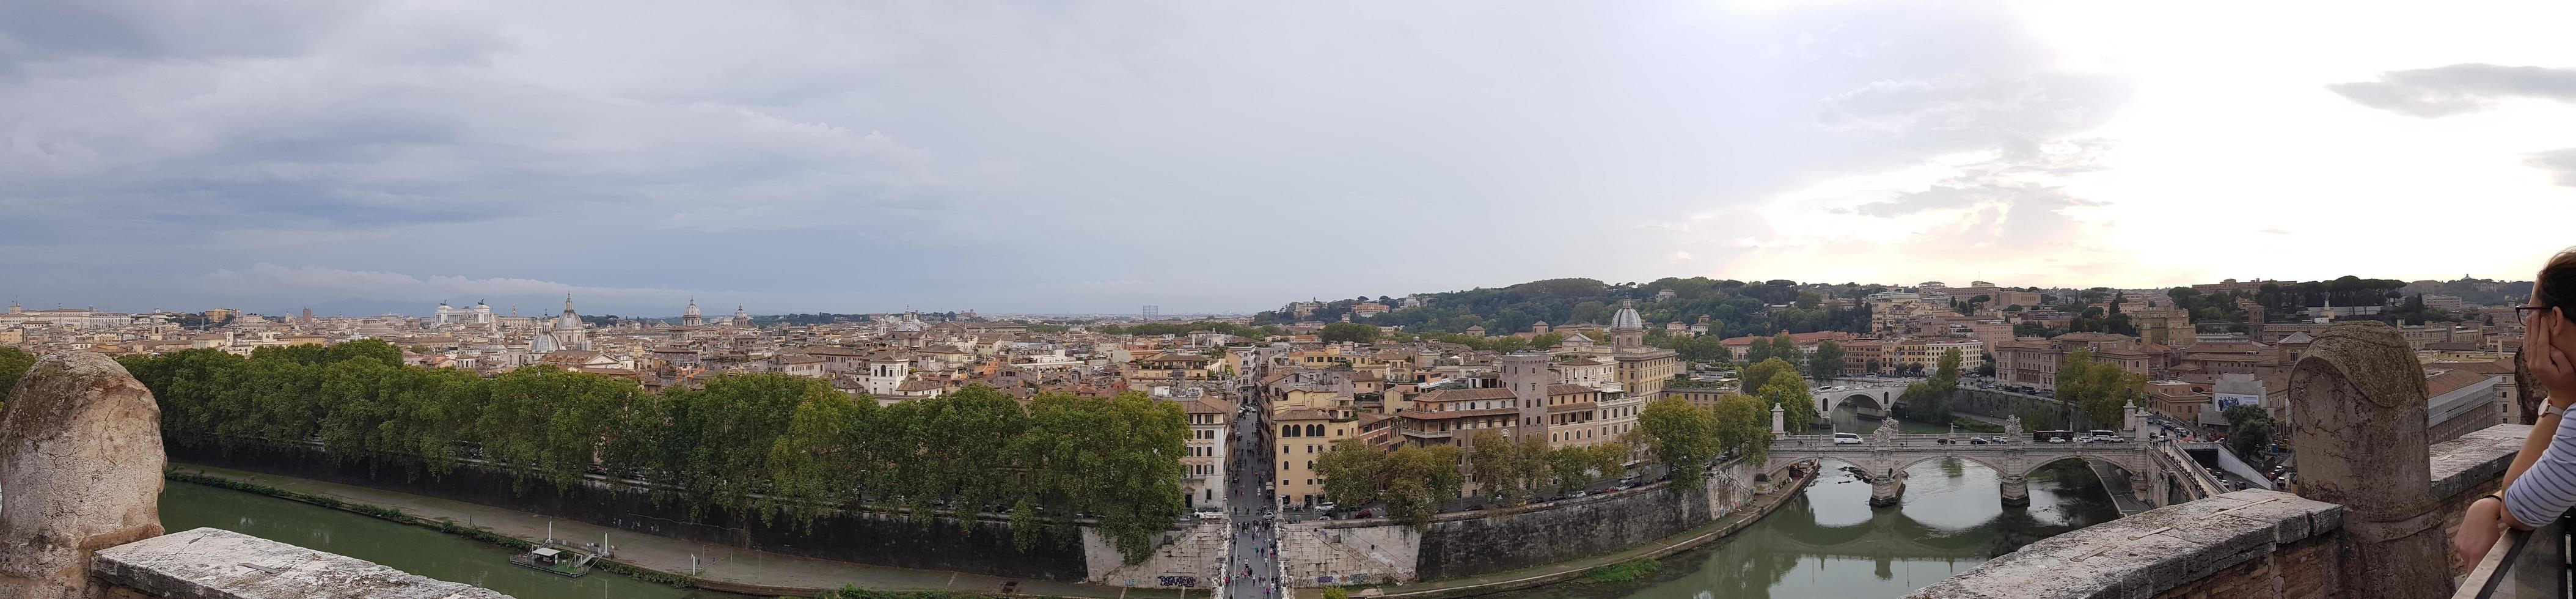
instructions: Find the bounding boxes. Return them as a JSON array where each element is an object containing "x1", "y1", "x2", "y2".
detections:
[
  {"x1": 118, "y1": 346, "x2": 1190, "y2": 564},
  {"x1": 1638, "y1": 397, "x2": 1724, "y2": 485}
]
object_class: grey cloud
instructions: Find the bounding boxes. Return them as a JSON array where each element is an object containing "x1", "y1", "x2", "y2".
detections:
[
  {"x1": 2528, "y1": 148, "x2": 2576, "y2": 186},
  {"x1": 2329, "y1": 64, "x2": 2576, "y2": 117},
  {"x1": 0, "y1": 1, "x2": 2106, "y2": 313},
  {"x1": 1815, "y1": 73, "x2": 2126, "y2": 142}
]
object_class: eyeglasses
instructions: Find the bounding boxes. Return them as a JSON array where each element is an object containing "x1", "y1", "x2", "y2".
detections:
[{"x1": 2517, "y1": 305, "x2": 2553, "y2": 317}]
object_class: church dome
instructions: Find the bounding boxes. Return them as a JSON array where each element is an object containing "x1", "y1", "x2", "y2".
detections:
[{"x1": 1611, "y1": 299, "x2": 1644, "y2": 329}]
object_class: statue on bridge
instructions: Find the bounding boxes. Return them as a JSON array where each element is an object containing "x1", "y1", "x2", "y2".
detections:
[
  {"x1": 2005, "y1": 414, "x2": 2022, "y2": 441},
  {"x1": 1872, "y1": 416, "x2": 1899, "y2": 445}
]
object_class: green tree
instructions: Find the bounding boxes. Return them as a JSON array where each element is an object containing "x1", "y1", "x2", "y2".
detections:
[
  {"x1": 2055, "y1": 348, "x2": 2146, "y2": 427},
  {"x1": 1316, "y1": 438, "x2": 1386, "y2": 508},
  {"x1": 1756, "y1": 377, "x2": 1817, "y2": 433},
  {"x1": 1320, "y1": 322, "x2": 1382, "y2": 344},
  {"x1": 2222, "y1": 404, "x2": 2277, "y2": 457},
  {"x1": 1528, "y1": 332, "x2": 1567, "y2": 350},
  {"x1": 1546, "y1": 447, "x2": 1598, "y2": 494},
  {"x1": 1739, "y1": 358, "x2": 1791, "y2": 394},
  {"x1": 1744, "y1": 338, "x2": 1773, "y2": 365},
  {"x1": 1711, "y1": 393, "x2": 1771, "y2": 466},
  {"x1": 1806, "y1": 340, "x2": 1845, "y2": 379},
  {"x1": 1770, "y1": 332, "x2": 1801, "y2": 368},
  {"x1": 0, "y1": 347, "x2": 35, "y2": 412},
  {"x1": 1637, "y1": 397, "x2": 1724, "y2": 485},
  {"x1": 1386, "y1": 445, "x2": 1465, "y2": 527}
]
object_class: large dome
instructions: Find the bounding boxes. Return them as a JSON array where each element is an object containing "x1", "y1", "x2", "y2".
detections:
[{"x1": 1611, "y1": 299, "x2": 1643, "y2": 329}]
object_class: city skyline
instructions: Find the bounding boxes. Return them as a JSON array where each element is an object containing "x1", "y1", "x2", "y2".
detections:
[{"x1": 5, "y1": 2, "x2": 2574, "y2": 315}]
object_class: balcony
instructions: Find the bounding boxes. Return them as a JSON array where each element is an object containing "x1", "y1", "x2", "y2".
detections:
[{"x1": 2457, "y1": 509, "x2": 2574, "y2": 598}]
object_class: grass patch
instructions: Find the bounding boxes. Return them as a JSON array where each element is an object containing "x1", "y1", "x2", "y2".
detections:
[{"x1": 1581, "y1": 559, "x2": 1662, "y2": 583}]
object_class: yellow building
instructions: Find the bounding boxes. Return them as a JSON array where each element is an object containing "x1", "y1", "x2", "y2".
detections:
[{"x1": 1275, "y1": 407, "x2": 1357, "y2": 510}]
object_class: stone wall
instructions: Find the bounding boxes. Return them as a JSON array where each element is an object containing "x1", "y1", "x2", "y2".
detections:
[
  {"x1": 1084, "y1": 521, "x2": 1227, "y2": 587},
  {"x1": 1278, "y1": 517, "x2": 1422, "y2": 587},
  {"x1": 169, "y1": 441, "x2": 1098, "y2": 581},
  {"x1": 1907, "y1": 419, "x2": 2528, "y2": 598},
  {"x1": 1950, "y1": 388, "x2": 2099, "y2": 429},
  {"x1": 1276, "y1": 458, "x2": 1760, "y2": 587}
]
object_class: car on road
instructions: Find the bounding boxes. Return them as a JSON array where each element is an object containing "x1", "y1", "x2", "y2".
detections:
[
  {"x1": 1832, "y1": 432, "x2": 1864, "y2": 445},
  {"x1": 2047, "y1": 435, "x2": 2070, "y2": 443},
  {"x1": 1967, "y1": 437, "x2": 1989, "y2": 445}
]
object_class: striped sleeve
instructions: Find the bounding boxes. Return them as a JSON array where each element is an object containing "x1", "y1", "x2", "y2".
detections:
[{"x1": 2505, "y1": 411, "x2": 2576, "y2": 526}]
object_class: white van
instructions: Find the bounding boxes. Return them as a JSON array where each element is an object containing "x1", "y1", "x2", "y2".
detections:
[{"x1": 1832, "y1": 432, "x2": 1864, "y2": 445}]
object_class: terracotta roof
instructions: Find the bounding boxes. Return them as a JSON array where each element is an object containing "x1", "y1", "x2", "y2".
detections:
[
  {"x1": 1274, "y1": 408, "x2": 1336, "y2": 421},
  {"x1": 2425, "y1": 369, "x2": 2500, "y2": 397},
  {"x1": 1397, "y1": 407, "x2": 1519, "y2": 421},
  {"x1": 1414, "y1": 388, "x2": 1518, "y2": 404}
]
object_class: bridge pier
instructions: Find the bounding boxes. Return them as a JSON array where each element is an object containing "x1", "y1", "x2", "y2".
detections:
[
  {"x1": 1867, "y1": 469, "x2": 1905, "y2": 507},
  {"x1": 1997, "y1": 474, "x2": 2029, "y2": 507}
]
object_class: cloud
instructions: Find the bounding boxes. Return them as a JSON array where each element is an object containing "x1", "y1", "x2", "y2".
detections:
[
  {"x1": 1815, "y1": 73, "x2": 2125, "y2": 142},
  {"x1": 200, "y1": 263, "x2": 694, "y2": 308},
  {"x1": 2259, "y1": 228, "x2": 2291, "y2": 235},
  {"x1": 2527, "y1": 148, "x2": 2576, "y2": 187},
  {"x1": 2328, "y1": 64, "x2": 2576, "y2": 117}
]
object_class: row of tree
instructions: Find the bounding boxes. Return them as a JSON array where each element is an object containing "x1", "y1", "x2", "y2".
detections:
[
  {"x1": 1313, "y1": 440, "x2": 1462, "y2": 527},
  {"x1": 118, "y1": 340, "x2": 1188, "y2": 562},
  {"x1": 1461, "y1": 431, "x2": 1632, "y2": 508}
]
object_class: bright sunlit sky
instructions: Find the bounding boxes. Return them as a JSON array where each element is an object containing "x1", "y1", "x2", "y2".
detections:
[{"x1": 3, "y1": 1, "x2": 2571, "y2": 315}]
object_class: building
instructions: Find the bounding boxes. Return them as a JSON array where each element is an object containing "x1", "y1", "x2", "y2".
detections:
[
  {"x1": 1500, "y1": 353, "x2": 1552, "y2": 444},
  {"x1": 1274, "y1": 406, "x2": 1355, "y2": 509},
  {"x1": 433, "y1": 301, "x2": 494, "y2": 325},
  {"x1": 528, "y1": 296, "x2": 592, "y2": 353},
  {"x1": 1607, "y1": 300, "x2": 1680, "y2": 397},
  {"x1": 1543, "y1": 384, "x2": 1606, "y2": 448},
  {"x1": 1181, "y1": 398, "x2": 1232, "y2": 509},
  {"x1": 681, "y1": 298, "x2": 704, "y2": 326},
  {"x1": 1895, "y1": 338, "x2": 1985, "y2": 369}
]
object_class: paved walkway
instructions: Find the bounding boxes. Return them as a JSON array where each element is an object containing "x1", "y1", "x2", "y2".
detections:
[
  {"x1": 172, "y1": 463, "x2": 1190, "y2": 599},
  {"x1": 1322, "y1": 465, "x2": 1818, "y2": 599}
]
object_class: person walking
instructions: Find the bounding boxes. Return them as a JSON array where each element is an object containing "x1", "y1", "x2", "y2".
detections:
[{"x1": 2456, "y1": 248, "x2": 2576, "y2": 568}]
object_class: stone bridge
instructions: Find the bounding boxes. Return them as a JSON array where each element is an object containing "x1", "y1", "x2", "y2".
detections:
[
  {"x1": 1768, "y1": 427, "x2": 2161, "y2": 509},
  {"x1": 1811, "y1": 381, "x2": 1908, "y2": 419}
]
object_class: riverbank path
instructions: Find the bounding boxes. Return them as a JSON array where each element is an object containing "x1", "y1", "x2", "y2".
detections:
[{"x1": 171, "y1": 463, "x2": 1189, "y2": 599}]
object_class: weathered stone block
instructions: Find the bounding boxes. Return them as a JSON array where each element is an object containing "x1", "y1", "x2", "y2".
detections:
[
  {"x1": 91, "y1": 527, "x2": 513, "y2": 598},
  {"x1": 0, "y1": 352, "x2": 166, "y2": 599}
]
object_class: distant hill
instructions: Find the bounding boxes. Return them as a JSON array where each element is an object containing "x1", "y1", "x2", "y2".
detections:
[{"x1": 1252, "y1": 277, "x2": 1883, "y2": 339}]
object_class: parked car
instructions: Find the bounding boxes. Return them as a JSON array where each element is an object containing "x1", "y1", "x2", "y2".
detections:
[{"x1": 1832, "y1": 432, "x2": 1864, "y2": 445}]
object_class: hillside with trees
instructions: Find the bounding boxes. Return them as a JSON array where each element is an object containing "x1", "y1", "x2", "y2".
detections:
[{"x1": 1254, "y1": 277, "x2": 1881, "y2": 339}]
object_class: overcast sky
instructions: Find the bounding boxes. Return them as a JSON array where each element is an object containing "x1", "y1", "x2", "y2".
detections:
[{"x1": 5, "y1": 1, "x2": 2572, "y2": 316}]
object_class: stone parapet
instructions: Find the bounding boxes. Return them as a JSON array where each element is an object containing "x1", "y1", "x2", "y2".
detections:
[
  {"x1": 92, "y1": 527, "x2": 514, "y2": 598},
  {"x1": 1907, "y1": 489, "x2": 2344, "y2": 599}
]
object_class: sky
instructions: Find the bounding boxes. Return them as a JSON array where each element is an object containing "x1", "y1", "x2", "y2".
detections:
[{"x1": 4, "y1": 1, "x2": 2572, "y2": 317}]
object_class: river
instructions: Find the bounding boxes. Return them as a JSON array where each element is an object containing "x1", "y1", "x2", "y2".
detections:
[
  {"x1": 1490, "y1": 411, "x2": 2123, "y2": 599},
  {"x1": 159, "y1": 481, "x2": 746, "y2": 599}
]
